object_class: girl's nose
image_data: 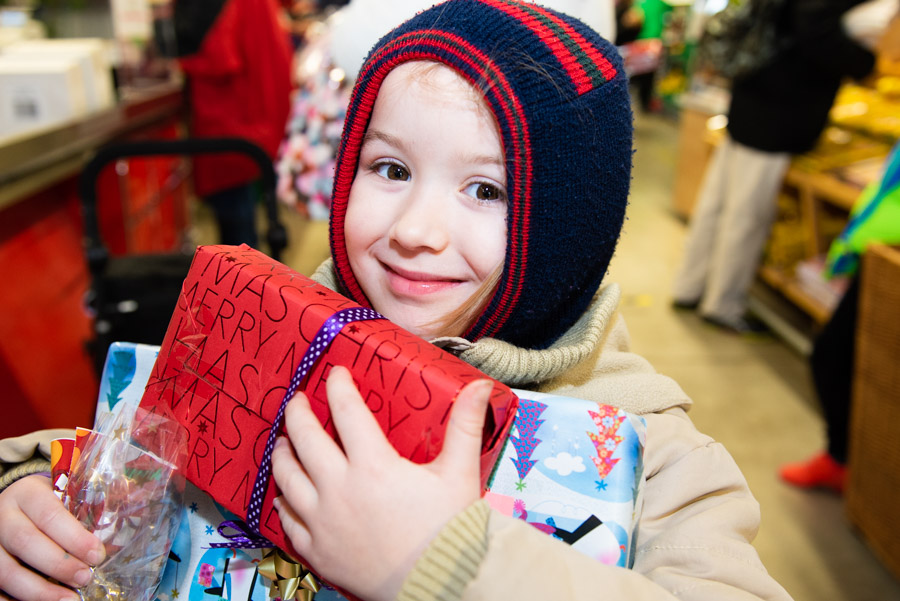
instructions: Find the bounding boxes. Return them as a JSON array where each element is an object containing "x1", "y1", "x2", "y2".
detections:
[{"x1": 388, "y1": 194, "x2": 450, "y2": 252}]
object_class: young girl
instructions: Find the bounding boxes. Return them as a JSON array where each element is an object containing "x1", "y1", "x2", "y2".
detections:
[
  {"x1": 0, "y1": 2, "x2": 792, "y2": 600},
  {"x1": 269, "y1": 1, "x2": 792, "y2": 600}
]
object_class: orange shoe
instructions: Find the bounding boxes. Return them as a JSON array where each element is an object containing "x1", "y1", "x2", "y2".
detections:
[{"x1": 779, "y1": 452, "x2": 847, "y2": 494}]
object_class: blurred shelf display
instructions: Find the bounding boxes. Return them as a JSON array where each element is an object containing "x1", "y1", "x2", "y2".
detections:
[
  {"x1": 830, "y1": 80, "x2": 900, "y2": 141},
  {"x1": 0, "y1": 38, "x2": 118, "y2": 140}
]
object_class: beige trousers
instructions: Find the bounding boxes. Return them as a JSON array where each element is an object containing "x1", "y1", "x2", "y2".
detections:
[{"x1": 672, "y1": 136, "x2": 790, "y2": 323}]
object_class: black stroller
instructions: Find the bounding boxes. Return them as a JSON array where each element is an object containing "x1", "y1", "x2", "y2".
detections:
[{"x1": 79, "y1": 137, "x2": 289, "y2": 376}]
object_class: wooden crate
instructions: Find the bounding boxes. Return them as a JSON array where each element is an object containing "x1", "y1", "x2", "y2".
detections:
[
  {"x1": 671, "y1": 106, "x2": 720, "y2": 219},
  {"x1": 845, "y1": 243, "x2": 900, "y2": 579}
]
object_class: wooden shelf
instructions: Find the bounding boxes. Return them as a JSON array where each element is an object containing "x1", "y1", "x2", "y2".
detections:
[
  {"x1": 783, "y1": 166, "x2": 863, "y2": 212},
  {"x1": 760, "y1": 166, "x2": 866, "y2": 326},
  {"x1": 758, "y1": 265, "x2": 833, "y2": 325}
]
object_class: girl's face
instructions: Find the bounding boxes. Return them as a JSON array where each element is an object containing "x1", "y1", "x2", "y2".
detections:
[{"x1": 345, "y1": 62, "x2": 507, "y2": 339}]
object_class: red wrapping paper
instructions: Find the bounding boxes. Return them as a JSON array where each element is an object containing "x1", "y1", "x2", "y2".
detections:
[{"x1": 139, "y1": 244, "x2": 518, "y2": 553}]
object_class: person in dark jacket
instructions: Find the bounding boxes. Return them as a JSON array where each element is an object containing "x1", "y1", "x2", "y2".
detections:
[{"x1": 671, "y1": 0, "x2": 875, "y2": 333}]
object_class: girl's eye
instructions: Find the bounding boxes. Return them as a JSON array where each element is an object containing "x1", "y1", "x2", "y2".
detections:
[
  {"x1": 373, "y1": 161, "x2": 410, "y2": 181},
  {"x1": 465, "y1": 181, "x2": 506, "y2": 203}
]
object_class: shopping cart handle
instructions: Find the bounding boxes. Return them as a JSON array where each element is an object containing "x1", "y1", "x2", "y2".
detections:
[{"x1": 79, "y1": 137, "x2": 286, "y2": 262}]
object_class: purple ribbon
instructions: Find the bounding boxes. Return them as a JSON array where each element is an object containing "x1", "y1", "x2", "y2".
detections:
[
  {"x1": 245, "y1": 307, "x2": 383, "y2": 535},
  {"x1": 207, "y1": 520, "x2": 273, "y2": 549}
]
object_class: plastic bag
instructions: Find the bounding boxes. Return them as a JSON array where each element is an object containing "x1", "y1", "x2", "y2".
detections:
[{"x1": 64, "y1": 408, "x2": 188, "y2": 601}]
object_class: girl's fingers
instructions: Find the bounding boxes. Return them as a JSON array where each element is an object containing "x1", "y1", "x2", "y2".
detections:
[
  {"x1": 1, "y1": 523, "x2": 91, "y2": 591},
  {"x1": 324, "y1": 366, "x2": 395, "y2": 462},
  {"x1": 0, "y1": 545, "x2": 81, "y2": 601},
  {"x1": 22, "y1": 478, "x2": 105, "y2": 566},
  {"x1": 282, "y1": 390, "x2": 347, "y2": 484},
  {"x1": 273, "y1": 496, "x2": 312, "y2": 554},
  {"x1": 271, "y1": 437, "x2": 318, "y2": 515},
  {"x1": 0, "y1": 477, "x2": 103, "y2": 590}
]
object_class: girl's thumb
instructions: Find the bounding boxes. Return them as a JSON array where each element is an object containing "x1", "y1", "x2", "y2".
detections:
[{"x1": 437, "y1": 379, "x2": 494, "y2": 475}]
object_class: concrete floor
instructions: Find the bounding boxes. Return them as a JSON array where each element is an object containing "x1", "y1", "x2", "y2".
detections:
[
  {"x1": 610, "y1": 112, "x2": 900, "y2": 601},
  {"x1": 193, "y1": 110, "x2": 900, "y2": 600}
]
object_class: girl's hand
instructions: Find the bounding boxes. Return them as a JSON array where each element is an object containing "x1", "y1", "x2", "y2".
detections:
[
  {"x1": 0, "y1": 474, "x2": 106, "y2": 601},
  {"x1": 271, "y1": 365, "x2": 492, "y2": 601}
]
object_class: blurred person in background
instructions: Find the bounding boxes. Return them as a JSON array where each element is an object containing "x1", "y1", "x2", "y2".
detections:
[
  {"x1": 631, "y1": 0, "x2": 672, "y2": 113},
  {"x1": 671, "y1": 0, "x2": 877, "y2": 334},
  {"x1": 781, "y1": 141, "x2": 900, "y2": 493},
  {"x1": 781, "y1": 3, "x2": 900, "y2": 491},
  {"x1": 615, "y1": 0, "x2": 644, "y2": 44},
  {"x1": 174, "y1": 0, "x2": 293, "y2": 247}
]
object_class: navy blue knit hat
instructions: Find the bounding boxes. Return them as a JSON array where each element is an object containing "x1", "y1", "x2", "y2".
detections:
[{"x1": 330, "y1": 0, "x2": 633, "y2": 349}]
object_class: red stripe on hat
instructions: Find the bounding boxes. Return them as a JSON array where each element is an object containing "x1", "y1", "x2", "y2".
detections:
[
  {"x1": 331, "y1": 83, "x2": 380, "y2": 306},
  {"x1": 521, "y1": 0, "x2": 618, "y2": 82},
  {"x1": 483, "y1": 0, "x2": 593, "y2": 94}
]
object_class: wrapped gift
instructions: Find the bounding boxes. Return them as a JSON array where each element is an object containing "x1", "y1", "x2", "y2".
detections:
[
  {"x1": 89, "y1": 343, "x2": 644, "y2": 600},
  {"x1": 67, "y1": 415, "x2": 188, "y2": 601},
  {"x1": 92, "y1": 342, "x2": 340, "y2": 601},
  {"x1": 487, "y1": 389, "x2": 646, "y2": 568},
  {"x1": 138, "y1": 244, "x2": 519, "y2": 553},
  {"x1": 95, "y1": 341, "x2": 161, "y2": 421},
  {"x1": 153, "y1": 485, "x2": 347, "y2": 601}
]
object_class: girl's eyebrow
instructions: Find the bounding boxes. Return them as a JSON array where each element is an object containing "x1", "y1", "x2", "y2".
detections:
[
  {"x1": 361, "y1": 128, "x2": 404, "y2": 150},
  {"x1": 363, "y1": 127, "x2": 504, "y2": 169},
  {"x1": 461, "y1": 152, "x2": 505, "y2": 168}
]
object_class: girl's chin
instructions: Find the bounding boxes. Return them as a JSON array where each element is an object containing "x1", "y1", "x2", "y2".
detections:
[
  {"x1": 392, "y1": 318, "x2": 438, "y2": 340},
  {"x1": 379, "y1": 309, "x2": 443, "y2": 340}
]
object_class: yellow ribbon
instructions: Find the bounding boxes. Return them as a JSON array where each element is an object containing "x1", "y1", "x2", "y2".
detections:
[{"x1": 257, "y1": 549, "x2": 321, "y2": 600}]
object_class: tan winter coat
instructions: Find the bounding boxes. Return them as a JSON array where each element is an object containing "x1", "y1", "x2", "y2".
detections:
[
  {"x1": 309, "y1": 260, "x2": 793, "y2": 601},
  {"x1": 0, "y1": 261, "x2": 793, "y2": 601},
  {"x1": 0, "y1": 429, "x2": 72, "y2": 491}
]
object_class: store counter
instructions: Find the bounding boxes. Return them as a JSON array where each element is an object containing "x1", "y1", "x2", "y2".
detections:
[
  {"x1": 0, "y1": 83, "x2": 183, "y2": 206},
  {"x1": 0, "y1": 81, "x2": 185, "y2": 439}
]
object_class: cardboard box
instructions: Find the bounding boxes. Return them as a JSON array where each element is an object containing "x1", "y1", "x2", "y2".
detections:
[
  {"x1": 2, "y1": 38, "x2": 115, "y2": 113},
  {"x1": 0, "y1": 55, "x2": 88, "y2": 138},
  {"x1": 139, "y1": 245, "x2": 519, "y2": 553}
]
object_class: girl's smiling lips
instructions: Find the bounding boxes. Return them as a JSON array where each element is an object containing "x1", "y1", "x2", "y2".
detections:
[{"x1": 382, "y1": 262, "x2": 462, "y2": 295}]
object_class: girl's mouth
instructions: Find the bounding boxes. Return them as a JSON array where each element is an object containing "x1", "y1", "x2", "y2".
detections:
[{"x1": 383, "y1": 263, "x2": 462, "y2": 295}]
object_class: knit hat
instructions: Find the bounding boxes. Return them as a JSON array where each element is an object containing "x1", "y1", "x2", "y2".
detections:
[{"x1": 330, "y1": 0, "x2": 633, "y2": 349}]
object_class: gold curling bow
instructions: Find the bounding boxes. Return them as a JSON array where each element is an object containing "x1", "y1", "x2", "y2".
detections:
[{"x1": 258, "y1": 549, "x2": 321, "y2": 601}]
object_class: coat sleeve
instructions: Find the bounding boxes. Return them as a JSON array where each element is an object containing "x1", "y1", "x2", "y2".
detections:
[
  {"x1": 398, "y1": 408, "x2": 792, "y2": 601},
  {"x1": 0, "y1": 429, "x2": 74, "y2": 492}
]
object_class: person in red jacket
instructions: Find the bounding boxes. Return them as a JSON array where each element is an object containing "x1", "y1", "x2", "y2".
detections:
[{"x1": 174, "y1": 0, "x2": 293, "y2": 247}]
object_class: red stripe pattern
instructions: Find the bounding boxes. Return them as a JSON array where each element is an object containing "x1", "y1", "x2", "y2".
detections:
[{"x1": 485, "y1": 0, "x2": 617, "y2": 94}]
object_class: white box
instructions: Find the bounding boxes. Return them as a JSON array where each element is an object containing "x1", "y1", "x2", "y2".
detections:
[
  {"x1": 2, "y1": 38, "x2": 115, "y2": 113},
  {"x1": 0, "y1": 56, "x2": 88, "y2": 138}
]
